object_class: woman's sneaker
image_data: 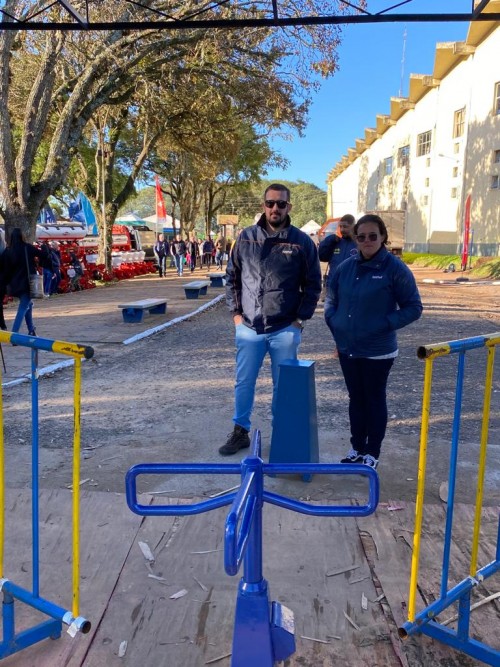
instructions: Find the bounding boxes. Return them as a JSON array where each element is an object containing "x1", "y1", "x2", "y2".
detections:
[
  {"x1": 340, "y1": 448, "x2": 363, "y2": 464},
  {"x1": 362, "y1": 454, "x2": 379, "y2": 469},
  {"x1": 219, "y1": 425, "x2": 250, "y2": 456}
]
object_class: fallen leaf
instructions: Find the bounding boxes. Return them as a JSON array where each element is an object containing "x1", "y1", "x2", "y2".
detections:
[
  {"x1": 170, "y1": 589, "x2": 188, "y2": 600},
  {"x1": 138, "y1": 541, "x2": 155, "y2": 563},
  {"x1": 118, "y1": 640, "x2": 127, "y2": 658}
]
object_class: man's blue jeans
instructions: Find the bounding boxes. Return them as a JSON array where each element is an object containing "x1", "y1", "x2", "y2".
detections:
[
  {"x1": 174, "y1": 255, "x2": 184, "y2": 276},
  {"x1": 43, "y1": 268, "x2": 53, "y2": 295},
  {"x1": 233, "y1": 324, "x2": 302, "y2": 431},
  {"x1": 12, "y1": 294, "x2": 35, "y2": 334}
]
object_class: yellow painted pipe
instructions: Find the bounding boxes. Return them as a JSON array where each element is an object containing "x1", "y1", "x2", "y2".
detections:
[
  {"x1": 408, "y1": 357, "x2": 434, "y2": 623},
  {"x1": 72, "y1": 358, "x2": 82, "y2": 617},
  {"x1": 470, "y1": 344, "x2": 496, "y2": 576}
]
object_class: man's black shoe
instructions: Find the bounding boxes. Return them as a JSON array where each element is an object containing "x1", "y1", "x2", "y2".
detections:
[{"x1": 219, "y1": 425, "x2": 250, "y2": 456}]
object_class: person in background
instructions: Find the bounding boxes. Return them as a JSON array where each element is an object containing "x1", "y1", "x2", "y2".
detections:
[
  {"x1": 170, "y1": 234, "x2": 187, "y2": 276},
  {"x1": 40, "y1": 240, "x2": 55, "y2": 296},
  {"x1": 318, "y1": 214, "x2": 357, "y2": 358},
  {"x1": 221, "y1": 183, "x2": 321, "y2": 456},
  {"x1": 202, "y1": 237, "x2": 215, "y2": 271},
  {"x1": 325, "y1": 214, "x2": 422, "y2": 470},
  {"x1": 153, "y1": 233, "x2": 170, "y2": 278},
  {"x1": 49, "y1": 241, "x2": 62, "y2": 295},
  {"x1": 186, "y1": 235, "x2": 199, "y2": 273},
  {"x1": 3, "y1": 228, "x2": 43, "y2": 335},
  {"x1": 214, "y1": 237, "x2": 225, "y2": 270},
  {"x1": 68, "y1": 251, "x2": 84, "y2": 291},
  {"x1": 0, "y1": 229, "x2": 7, "y2": 329}
]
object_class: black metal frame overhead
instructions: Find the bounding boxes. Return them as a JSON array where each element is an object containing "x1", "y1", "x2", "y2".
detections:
[{"x1": 1, "y1": 0, "x2": 499, "y2": 30}]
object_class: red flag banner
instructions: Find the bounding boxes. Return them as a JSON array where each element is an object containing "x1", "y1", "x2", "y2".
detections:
[
  {"x1": 461, "y1": 194, "x2": 471, "y2": 271},
  {"x1": 155, "y1": 175, "x2": 167, "y2": 226}
]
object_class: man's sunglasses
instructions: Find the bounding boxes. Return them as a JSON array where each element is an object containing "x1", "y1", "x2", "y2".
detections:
[
  {"x1": 264, "y1": 200, "x2": 289, "y2": 209},
  {"x1": 356, "y1": 233, "x2": 379, "y2": 242}
]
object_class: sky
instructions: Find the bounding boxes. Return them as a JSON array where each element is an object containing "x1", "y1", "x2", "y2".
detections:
[{"x1": 265, "y1": 2, "x2": 472, "y2": 189}]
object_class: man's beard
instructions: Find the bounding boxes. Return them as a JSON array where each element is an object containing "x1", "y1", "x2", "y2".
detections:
[{"x1": 268, "y1": 217, "x2": 285, "y2": 228}]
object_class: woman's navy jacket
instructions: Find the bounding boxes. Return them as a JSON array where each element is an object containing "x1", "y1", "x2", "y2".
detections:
[
  {"x1": 325, "y1": 246, "x2": 422, "y2": 357},
  {"x1": 226, "y1": 215, "x2": 321, "y2": 334}
]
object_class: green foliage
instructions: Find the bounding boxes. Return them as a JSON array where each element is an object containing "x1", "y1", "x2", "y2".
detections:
[{"x1": 401, "y1": 252, "x2": 500, "y2": 278}]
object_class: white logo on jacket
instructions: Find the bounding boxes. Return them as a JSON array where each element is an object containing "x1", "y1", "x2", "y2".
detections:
[{"x1": 372, "y1": 275, "x2": 383, "y2": 279}]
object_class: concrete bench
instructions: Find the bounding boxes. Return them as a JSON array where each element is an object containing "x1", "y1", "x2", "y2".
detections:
[
  {"x1": 118, "y1": 298, "x2": 167, "y2": 323},
  {"x1": 207, "y1": 272, "x2": 226, "y2": 288},
  {"x1": 183, "y1": 280, "x2": 210, "y2": 299}
]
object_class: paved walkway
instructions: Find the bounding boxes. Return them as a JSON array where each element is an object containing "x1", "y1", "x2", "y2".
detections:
[
  {"x1": 0, "y1": 269, "x2": 225, "y2": 387},
  {"x1": 0, "y1": 263, "x2": 496, "y2": 387}
]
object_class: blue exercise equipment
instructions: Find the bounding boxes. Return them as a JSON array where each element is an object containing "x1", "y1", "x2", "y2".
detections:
[
  {"x1": 270, "y1": 359, "x2": 319, "y2": 481},
  {"x1": 126, "y1": 429, "x2": 379, "y2": 666}
]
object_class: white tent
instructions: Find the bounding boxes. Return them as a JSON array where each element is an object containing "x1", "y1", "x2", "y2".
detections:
[
  {"x1": 300, "y1": 220, "x2": 321, "y2": 235},
  {"x1": 143, "y1": 213, "x2": 180, "y2": 233}
]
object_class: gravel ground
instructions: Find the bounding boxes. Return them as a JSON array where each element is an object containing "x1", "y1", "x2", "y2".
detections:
[{"x1": 2, "y1": 272, "x2": 500, "y2": 506}]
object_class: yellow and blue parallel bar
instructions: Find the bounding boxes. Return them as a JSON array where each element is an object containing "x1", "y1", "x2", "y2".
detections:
[
  {"x1": 401, "y1": 333, "x2": 500, "y2": 667},
  {"x1": 0, "y1": 332, "x2": 93, "y2": 659}
]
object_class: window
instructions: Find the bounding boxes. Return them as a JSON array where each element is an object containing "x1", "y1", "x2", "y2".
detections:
[
  {"x1": 425, "y1": 178, "x2": 430, "y2": 187},
  {"x1": 453, "y1": 142, "x2": 460, "y2": 154},
  {"x1": 495, "y1": 82, "x2": 500, "y2": 115},
  {"x1": 451, "y1": 188, "x2": 458, "y2": 198},
  {"x1": 384, "y1": 157, "x2": 393, "y2": 175},
  {"x1": 426, "y1": 158, "x2": 431, "y2": 168},
  {"x1": 398, "y1": 145, "x2": 410, "y2": 167},
  {"x1": 453, "y1": 108, "x2": 465, "y2": 138},
  {"x1": 492, "y1": 175, "x2": 499, "y2": 189},
  {"x1": 494, "y1": 149, "x2": 500, "y2": 163},
  {"x1": 417, "y1": 130, "x2": 432, "y2": 156},
  {"x1": 452, "y1": 167, "x2": 458, "y2": 178},
  {"x1": 423, "y1": 195, "x2": 429, "y2": 205}
]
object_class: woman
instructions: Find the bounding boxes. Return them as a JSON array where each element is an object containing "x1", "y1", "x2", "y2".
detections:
[
  {"x1": 3, "y1": 227, "x2": 42, "y2": 335},
  {"x1": 325, "y1": 214, "x2": 422, "y2": 469}
]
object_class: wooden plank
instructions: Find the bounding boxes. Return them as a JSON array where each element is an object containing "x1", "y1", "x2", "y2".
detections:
[
  {"x1": 0, "y1": 488, "x2": 146, "y2": 667},
  {"x1": 356, "y1": 501, "x2": 500, "y2": 666},
  {"x1": 83, "y1": 499, "x2": 402, "y2": 667}
]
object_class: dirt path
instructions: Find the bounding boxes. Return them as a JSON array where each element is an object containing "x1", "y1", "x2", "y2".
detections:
[{"x1": 2, "y1": 272, "x2": 500, "y2": 506}]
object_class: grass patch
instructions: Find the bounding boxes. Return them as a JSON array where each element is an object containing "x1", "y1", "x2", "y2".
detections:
[{"x1": 402, "y1": 253, "x2": 500, "y2": 278}]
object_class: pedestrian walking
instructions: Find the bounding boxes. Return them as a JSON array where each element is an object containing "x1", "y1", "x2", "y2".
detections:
[
  {"x1": 154, "y1": 233, "x2": 170, "y2": 277},
  {"x1": 220, "y1": 183, "x2": 321, "y2": 455},
  {"x1": 3, "y1": 228, "x2": 43, "y2": 335},
  {"x1": 170, "y1": 234, "x2": 187, "y2": 276},
  {"x1": 325, "y1": 213, "x2": 422, "y2": 470}
]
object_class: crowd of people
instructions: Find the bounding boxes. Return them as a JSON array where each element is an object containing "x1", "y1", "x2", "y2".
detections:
[{"x1": 153, "y1": 233, "x2": 231, "y2": 277}]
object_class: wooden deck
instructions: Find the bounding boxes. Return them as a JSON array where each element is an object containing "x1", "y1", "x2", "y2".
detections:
[{"x1": 1, "y1": 489, "x2": 499, "y2": 666}]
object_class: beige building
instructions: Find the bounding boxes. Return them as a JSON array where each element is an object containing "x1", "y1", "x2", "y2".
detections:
[{"x1": 326, "y1": 7, "x2": 500, "y2": 255}]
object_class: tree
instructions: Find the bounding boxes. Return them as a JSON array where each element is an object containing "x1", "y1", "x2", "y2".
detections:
[{"x1": 0, "y1": 0, "x2": 362, "y2": 241}]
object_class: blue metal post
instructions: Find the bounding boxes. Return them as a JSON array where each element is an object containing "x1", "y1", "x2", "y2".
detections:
[
  {"x1": 441, "y1": 351, "x2": 466, "y2": 599},
  {"x1": 270, "y1": 360, "x2": 318, "y2": 481}
]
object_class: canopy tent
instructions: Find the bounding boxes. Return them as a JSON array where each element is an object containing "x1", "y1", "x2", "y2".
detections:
[
  {"x1": 300, "y1": 220, "x2": 321, "y2": 235},
  {"x1": 143, "y1": 213, "x2": 180, "y2": 234}
]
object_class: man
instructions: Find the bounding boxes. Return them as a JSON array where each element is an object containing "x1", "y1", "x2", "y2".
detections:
[
  {"x1": 153, "y1": 233, "x2": 169, "y2": 277},
  {"x1": 170, "y1": 234, "x2": 187, "y2": 276},
  {"x1": 202, "y1": 237, "x2": 215, "y2": 271},
  {"x1": 318, "y1": 214, "x2": 357, "y2": 288},
  {"x1": 221, "y1": 184, "x2": 321, "y2": 456},
  {"x1": 318, "y1": 214, "x2": 357, "y2": 358}
]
